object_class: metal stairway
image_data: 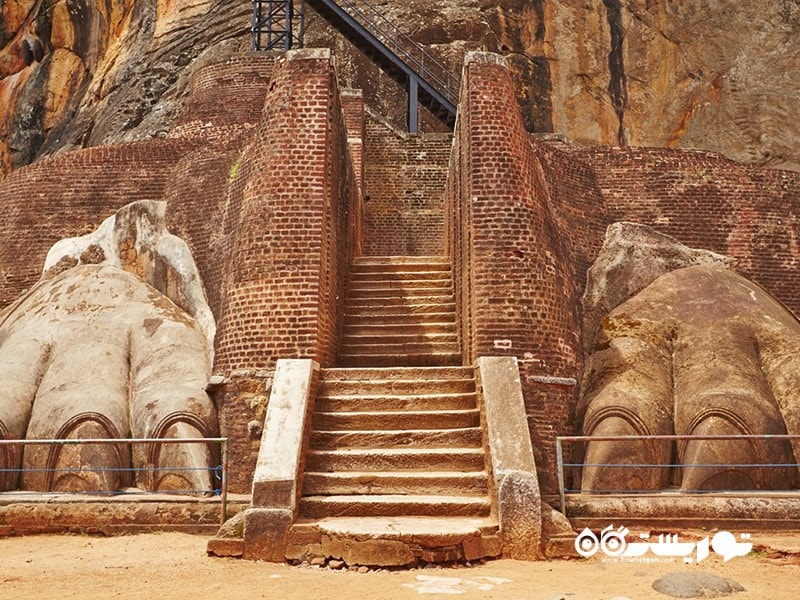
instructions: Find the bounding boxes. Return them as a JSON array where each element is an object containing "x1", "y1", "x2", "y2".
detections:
[{"x1": 252, "y1": 0, "x2": 459, "y2": 132}]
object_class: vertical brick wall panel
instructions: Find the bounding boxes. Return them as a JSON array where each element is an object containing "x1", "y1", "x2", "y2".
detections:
[{"x1": 363, "y1": 112, "x2": 451, "y2": 255}]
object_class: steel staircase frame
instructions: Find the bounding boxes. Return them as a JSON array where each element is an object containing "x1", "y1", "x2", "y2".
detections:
[{"x1": 252, "y1": 0, "x2": 459, "y2": 132}]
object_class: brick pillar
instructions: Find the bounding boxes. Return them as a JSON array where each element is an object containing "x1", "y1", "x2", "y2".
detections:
[
  {"x1": 214, "y1": 48, "x2": 357, "y2": 374},
  {"x1": 448, "y1": 52, "x2": 582, "y2": 493},
  {"x1": 340, "y1": 89, "x2": 365, "y2": 194}
]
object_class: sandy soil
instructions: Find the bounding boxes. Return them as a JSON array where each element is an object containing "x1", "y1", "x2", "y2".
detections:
[{"x1": 1, "y1": 532, "x2": 799, "y2": 600}]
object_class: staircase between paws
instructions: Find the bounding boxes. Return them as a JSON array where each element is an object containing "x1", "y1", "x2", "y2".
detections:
[{"x1": 286, "y1": 257, "x2": 500, "y2": 566}]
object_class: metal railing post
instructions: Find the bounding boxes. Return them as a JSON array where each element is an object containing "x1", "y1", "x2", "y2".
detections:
[
  {"x1": 556, "y1": 437, "x2": 566, "y2": 515},
  {"x1": 220, "y1": 439, "x2": 229, "y2": 526}
]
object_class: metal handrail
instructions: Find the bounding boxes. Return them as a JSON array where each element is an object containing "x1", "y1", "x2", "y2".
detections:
[
  {"x1": 555, "y1": 434, "x2": 800, "y2": 514},
  {"x1": 332, "y1": 0, "x2": 460, "y2": 106},
  {"x1": 0, "y1": 437, "x2": 229, "y2": 524}
]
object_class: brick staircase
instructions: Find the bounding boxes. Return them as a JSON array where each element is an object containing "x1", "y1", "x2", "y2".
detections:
[
  {"x1": 286, "y1": 257, "x2": 500, "y2": 565},
  {"x1": 338, "y1": 256, "x2": 461, "y2": 367}
]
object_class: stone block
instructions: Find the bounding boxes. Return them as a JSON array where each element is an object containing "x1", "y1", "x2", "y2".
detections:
[
  {"x1": 242, "y1": 508, "x2": 293, "y2": 562},
  {"x1": 320, "y1": 534, "x2": 416, "y2": 567},
  {"x1": 207, "y1": 538, "x2": 244, "y2": 558},
  {"x1": 252, "y1": 359, "x2": 318, "y2": 509}
]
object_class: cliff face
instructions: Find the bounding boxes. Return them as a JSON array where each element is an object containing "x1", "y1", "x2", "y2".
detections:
[
  {"x1": 2, "y1": 0, "x2": 799, "y2": 175},
  {"x1": 0, "y1": 0, "x2": 250, "y2": 174}
]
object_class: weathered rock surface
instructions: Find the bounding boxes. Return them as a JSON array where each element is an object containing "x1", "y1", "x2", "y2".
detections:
[
  {"x1": 43, "y1": 199, "x2": 216, "y2": 356},
  {"x1": 0, "y1": 0, "x2": 250, "y2": 174},
  {"x1": 652, "y1": 571, "x2": 745, "y2": 598},
  {"x1": 0, "y1": 264, "x2": 217, "y2": 493},
  {"x1": 580, "y1": 264, "x2": 800, "y2": 492},
  {"x1": 582, "y1": 222, "x2": 735, "y2": 351},
  {"x1": 2, "y1": 1, "x2": 800, "y2": 172}
]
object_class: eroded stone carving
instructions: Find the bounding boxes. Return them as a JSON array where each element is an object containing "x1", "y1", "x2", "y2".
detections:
[
  {"x1": 582, "y1": 222, "x2": 735, "y2": 352},
  {"x1": 579, "y1": 263, "x2": 800, "y2": 492},
  {"x1": 43, "y1": 200, "x2": 216, "y2": 359},
  {"x1": 0, "y1": 201, "x2": 219, "y2": 494}
]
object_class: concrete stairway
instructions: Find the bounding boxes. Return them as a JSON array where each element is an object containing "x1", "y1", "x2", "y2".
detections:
[
  {"x1": 285, "y1": 256, "x2": 500, "y2": 566},
  {"x1": 339, "y1": 256, "x2": 461, "y2": 367}
]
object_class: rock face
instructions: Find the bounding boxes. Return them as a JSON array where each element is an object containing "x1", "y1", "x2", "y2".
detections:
[
  {"x1": 579, "y1": 264, "x2": 800, "y2": 492},
  {"x1": 2, "y1": 1, "x2": 800, "y2": 173},
  {"x1": 582, "y1": 222, "x2": 735, "y2": 351},
  {"x1": 0, "y1": 0, "x2": 250, "y2": 174}
]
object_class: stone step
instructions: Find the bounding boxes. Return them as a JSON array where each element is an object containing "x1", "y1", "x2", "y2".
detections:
[
  {"x1": 318, "y1": 377, "x2": 474, "y2": 396},
  {"x1": 313, "y1": 409, "x2": 479, "y2": 431},
  {"x1": 344, "y1": 302, "x2": 456, "y2": 316},
  {"x1": 341, "y1": 332, "x2": 457, "y2": 347},
  {"x1": 302, "y1": 471, "x2": 490, "y2": 496},
  {"x1": 298, "y1": 494, "x2": 492, "y2": 519},
  {"x1": 306, "y1": 448, "x2": 486, "y2": 472},
  {"x1": 310, "y1": 427, "x2": 483, "y2": 449},
  {"x1": 347, "y1": 286, "x2": 453, "y2": 298},
  {"x1": 344, "y1": 306, "x2": 456, "y2": 328},
  {"x1": 316, "y1": 392, "x2": 478, "y2": 412},
  {"x1": 353, "y1": 256, "x2": 450, "y2": 269},
  {"x1": 285, "y1": 517, "x2": 501, "y2": 566},
  {"x1": 349, "y1": 278, "x2": 452, "y2": 290},
  {"x1": 337, "y1": 341, "x2": 460, "y2": 355},
  {"x1": 346, "y1": 295, "x2": 455, "y2": 307},
  {"x1": 343, "y1": 324, "x2": 457, "y2": 337},
  {"x1": 350, "y1": 270, "x2": 452, "y2": 281},
  {"x1": 321, "y1": 366, "x2": 474, "y2": 381},
  {"x1": 338, "y1": 352, "x2": 462, "y2": 367}
]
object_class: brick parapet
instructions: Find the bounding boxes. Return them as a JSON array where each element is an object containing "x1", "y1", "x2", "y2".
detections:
[{"x1": 445, "y1": 52, "x2": 597, "y2": 492}]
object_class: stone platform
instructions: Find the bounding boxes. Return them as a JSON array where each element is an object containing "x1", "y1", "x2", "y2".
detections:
[
  {"x1": 0, "y1": 491, "x2": 250, "y2": 536},
  {"x1": 563, "y1": 493, "x2": 800, "y2": 531}
]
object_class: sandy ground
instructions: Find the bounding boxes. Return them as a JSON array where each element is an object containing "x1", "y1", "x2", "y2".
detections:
[{"x1": 1, "y1": 532, "x2": 799, "y2": 600}]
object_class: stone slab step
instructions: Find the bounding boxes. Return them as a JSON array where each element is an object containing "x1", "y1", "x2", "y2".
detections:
[
  {"x1": 344, "y1": 303, "x2": 456, "y2": 316},
  {"x1": 351, "y1": 270, "x2": 452, "y2": 281},
  {"x1": 310, "y1": 427, "x2": 483, "y2": 449},
  {"x1": 344, "y1": 306, "x2": 456, "y2": 328},
  {"x1": 345, "y1": 295, "x2": 455, "y2": 307},
  {"x1": 318, "y1": 377, "x2": 475, "y2": 395},
  {"x1": 285, "y1": 517, "x2": 501, "y2": 566},
  {"x1": 343, "y1": 324, "x2": 457, "y2": 337},
  {"x1": 313, "y1": 409, "x2": 479, "y2": 431},
  {"x1": 348, "y1": 287, "x2": 453, "y2": 298},
  {"x1": 316, "y1": 392, "x2": 478, "y2": 412},
  {"x1": 302, "y1": 471, "x2": 490, "y2": 496},
  {"x1": 338, "y1": 352, "x2": 462, "y2": 367},
  {"x1": 338, "y1": 340, "x2": 460, "y2": 354},
  {"x1": 341, "y1": 333, "x2": 457, "y2": 346},
  {"x1": 349, "y1": 279, "x2": 452, "y2": 290},
  {"x1": 353, "y1": 256, "x2": 450, "y2": 268},
  {"x1": 306, "y1": 448, "x2": 486, "y2": 472},
  {"x1": 321, "y1": 366, "x2": 474, "y2": 381},
  {"x1": 298, "y1": 494, "x2": 492, "y2": 518}
]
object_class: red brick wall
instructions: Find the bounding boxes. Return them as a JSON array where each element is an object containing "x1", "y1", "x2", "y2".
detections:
[
  {"x1": 213, "y1": 49, "x2": 359, "y2": 374},
  {"x1": 363, "y1": 111, "x2": 451, "y2": 256},
  {"x1": 584, "y1": 146, "x2": 800, "y2": 318},
  {"x1": 445, "y1": 54, "x2": 583, "y2": 492},
  {"x1": 0, "y1": 139, "x2": 186, "y2": 307},
  {"x1": 164, "y1": 55, "x2": 276, "y2": 320}
]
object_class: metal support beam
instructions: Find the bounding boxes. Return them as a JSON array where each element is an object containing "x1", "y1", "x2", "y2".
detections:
[
  {"x1": 407, "y1": 76, "x2": 419, "y2": 134},
  {"x1": 252, "y1": 0, "x2": 305, "y2": 51}
]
